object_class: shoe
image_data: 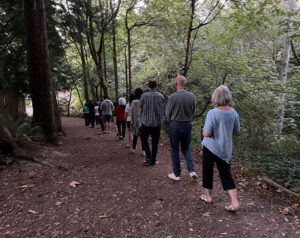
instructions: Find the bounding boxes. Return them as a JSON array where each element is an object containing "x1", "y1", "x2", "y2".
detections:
[
  {"x1": 225, "y1": 204, "x2": 238, "y2": 213},
  {"x1": 131, "y1": 148, "x2": 136, "y2": 153},
  {"x1": 141, "y1": 151, "x2": 146, "y2": 157},
  {"x1": 189, "y1": 172, "x2": 198, "y2": 180},
  {"x1": 200, "y1": 194, "x2": 213, "y2": 204},
  {"x1": 168, "y1": 173, "x2": 181, "y2": 181}
]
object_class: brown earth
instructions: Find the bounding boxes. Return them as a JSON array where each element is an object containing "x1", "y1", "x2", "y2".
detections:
[{"x1": 0, "y1": 117, "x2": 299, "y2": 238}]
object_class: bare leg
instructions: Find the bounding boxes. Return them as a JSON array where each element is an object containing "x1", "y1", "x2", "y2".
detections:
[
  {"x1": 204, "y1": 188, "x2": 213, "y2": 203},
  {"x1": 127, "y1": 128, "x2": 132, "y2": 146},
  {"x1": 227, "y1": 188, "x2": 239, "y2": 209}
]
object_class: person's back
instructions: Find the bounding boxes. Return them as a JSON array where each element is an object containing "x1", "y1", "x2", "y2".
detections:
[
  {"x1": 87, "y1": 102, "x2": 95, "y2": 116},
  {"x1": 139, "y1": 79, "x2": 164, "y2": 166},
  {"x1": 202, "y1": 108, "x2": 239, "y2": 162},
  {"x1": 101, "y1": 99, "x2": 113, "y2": 116},
  {"x1": 94, "y1": 104, "x2": 100, "y2": 116},
  {"x1": 166, "y1": 91, "x2": 195, "y2": 122},
  {"x1": 140, "y1": 90, "x2": 164, "y2": 127}
]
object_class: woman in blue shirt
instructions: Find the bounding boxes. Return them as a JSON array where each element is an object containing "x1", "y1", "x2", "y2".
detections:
[{"x1": 201, "y1": 85, "x2": 240, "y2": 212}]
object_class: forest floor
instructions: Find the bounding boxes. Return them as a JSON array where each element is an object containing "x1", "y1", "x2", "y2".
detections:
[{"x1": 0, "y1": 117, "x2": 299, "y2": 238}]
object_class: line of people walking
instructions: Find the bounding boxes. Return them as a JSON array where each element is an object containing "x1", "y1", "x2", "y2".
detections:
[{"x1": 82, "y1": 75, "x2": 240, "y2": 212}]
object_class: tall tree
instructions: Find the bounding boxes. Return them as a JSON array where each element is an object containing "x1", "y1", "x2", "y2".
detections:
[
  {"x1": 183, "y1": 0, "x2": 228, "y2": 76},
  {"x1": 86, "y1": 0, "x2": 121, "y2": 97},
  {"x1": 24, "y1": 0, "x2": 58, "y2": 136},
  {"x1": 110, "y1": 0, "x2": 119, "y2": 99},
  {"x1": 278, "y1": 0, "x2": 295, "y2": 135}
]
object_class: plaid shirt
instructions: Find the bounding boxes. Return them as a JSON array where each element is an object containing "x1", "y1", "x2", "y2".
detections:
[{"x1": 140, "y1": 90, "x2": 165, "y2": 127}]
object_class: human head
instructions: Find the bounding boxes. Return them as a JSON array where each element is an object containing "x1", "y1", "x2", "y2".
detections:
[
  {"x1": 148, "y1": 78, "x2": 158, "y2": 89},
  {"x1": 129, "y1": 93, "x2": 135, "y2": 103},
  {"x1": 175, "y1": 75, "x2": 186, "y2": 89},
  {"x1": 134, "y1": 88, "x2": 143, "y2": 99},
  {"x1": 211, "y1": 85, "x2": 232, "y2": 106},
  {"x1": 118, "y1": 97, "x2": 126, "y2": 106},
  {"x1": 103, "y1": 95, "x2": 108, "y2": 100}
]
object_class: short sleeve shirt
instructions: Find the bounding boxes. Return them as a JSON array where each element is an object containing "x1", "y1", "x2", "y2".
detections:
[{"x1": 202, "y1": 108, "x2": 240, "y2": 163}]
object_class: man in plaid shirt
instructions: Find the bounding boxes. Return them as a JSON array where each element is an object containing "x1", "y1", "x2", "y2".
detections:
[{"x1": 140, "y1": 79, "x2": 165, "y2": 166}]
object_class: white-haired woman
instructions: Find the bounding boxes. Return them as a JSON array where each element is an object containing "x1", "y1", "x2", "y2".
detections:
[{"x1": 201, "y1": 85, "x2": 240, "y2": 212}]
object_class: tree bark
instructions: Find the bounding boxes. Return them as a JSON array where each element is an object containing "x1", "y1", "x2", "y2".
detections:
[
  {"x1": 278, "y1": 0, "x2": 294, "y2": 136},
  {"x1": 125, "y1": 47, "x2": 129, "y2": 99},
  {"x1": 183, "y1": 0, "x2": 196, "y2": 77},
  {"x1": 127, "y1": 30, "x2": 132, "y2": 95},
  {"x1": 79, "y1": 42, "x2": 90, "y2": 102},
  {"x1": 24, "y1": 0, "x2": 58, "y2": 136},
  {"x1": 112, "y1": 18, "x2": 119, "y2": 99},
  {"x1": 67, "y1": 89, "x2": 72, "y2": 117}
]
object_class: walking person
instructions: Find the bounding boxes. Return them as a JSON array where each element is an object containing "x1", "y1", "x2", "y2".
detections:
[
  {"x1": 87, "y1": 100, "x2": 95, "y2": 128},
  {"x1": 140, "y1": 79, "x2": 165, "y2": 166},
  {"x1": 115, "y1": 98, "x2": 127, "y2": 140},
  {"x1": 100, "y1": 96, "x2": 114, "y2": 133},
  {"x1": 125, "y1": 94, "x2": 135, "y2": 147},
  {"x1": 201, "y1": 85, "x2": 240, "y2": 212},
  {"x1": 131, "y1": 88, "x2": 145, "y2": 156},
  {"x1": 165, "y1": 75, "x2": 198, "y2": 181},
  {"x1": 83, "y1": 103, "x2": 89, "y2": 126},
  {"x1": 94, "y1": 101, "x2": 104, "y2": 131}
]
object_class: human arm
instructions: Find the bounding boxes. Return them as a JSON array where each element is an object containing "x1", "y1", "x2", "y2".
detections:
[
  {"x1": 202, "y1": 110, "x2": 213, "y2": 137},
  {"x1": 233, "y1": 111, "x2": 240, "y2": 136},
  {"x1": 203, "y1": 131, "x2": 211, "y2": 137}
]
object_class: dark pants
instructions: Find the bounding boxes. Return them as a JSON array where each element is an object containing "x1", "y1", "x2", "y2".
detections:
[
  {"x1": 169, "y1": 122, "x2": 195, "y2": 177},
  {"x1": 95, "y1": 116, "x2": 104, "y2": 131},
  {"x1": 132, "y1": 131, "x2": 141, "y2": 150},
  {"x1": 140, "y1": 124, "x2": 161, "y2": 165},
  {"x1": 89, "y1": 114, "x2": 95, "y2": 128},
  {"x1": 117, "y1": 121, "x2": 126, "y2": 138},
  {"x1": 202, "y1": 146, "x2": 236, "y2": 191},
  {"x1": 84, "y1": 113, "x2": 89, "y2": 126}
]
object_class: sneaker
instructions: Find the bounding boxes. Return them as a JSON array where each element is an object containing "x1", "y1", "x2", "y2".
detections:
[
  {"x1": 168, "y1": 173, "x2": 181, "y2": 181},
  {"x1": 189, "y1": 172, "x2": 198, "y2": 180}
]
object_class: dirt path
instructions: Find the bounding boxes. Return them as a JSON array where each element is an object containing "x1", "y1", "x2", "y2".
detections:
[{"x1": 0, "y1": 117, "x2": 299, "y2": 238}]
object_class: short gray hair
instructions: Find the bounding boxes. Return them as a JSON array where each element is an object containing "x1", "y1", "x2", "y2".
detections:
[{"x1": 211, "y1": 85, "x2": 232, "y2": 106}]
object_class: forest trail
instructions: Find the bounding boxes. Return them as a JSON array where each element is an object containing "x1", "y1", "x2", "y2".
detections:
[{"x1": 0, "y1": 117, "x2": 299, "y2": 238}]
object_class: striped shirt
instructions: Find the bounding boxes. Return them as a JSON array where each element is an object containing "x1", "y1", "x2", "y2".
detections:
[{"x1": 140, "y1": 90, "x2": 165, "y2": 127}]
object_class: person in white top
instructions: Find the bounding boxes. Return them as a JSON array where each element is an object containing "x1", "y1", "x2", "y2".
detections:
[
  {"x1": 94, "y1": 102, "x2": 100, "y2": 129},
  {"x1": 125, "y1": 94, "x2": 134, "y2": 147}
]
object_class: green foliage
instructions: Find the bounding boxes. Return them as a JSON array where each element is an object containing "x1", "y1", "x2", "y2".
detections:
[{"x1": 0, "y1": 114, "x2": 45, "y2": 141}]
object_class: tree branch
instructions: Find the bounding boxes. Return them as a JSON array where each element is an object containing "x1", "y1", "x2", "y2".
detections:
[{"x1": 191, "y1": 0, "x2": 228, "y2": 31}]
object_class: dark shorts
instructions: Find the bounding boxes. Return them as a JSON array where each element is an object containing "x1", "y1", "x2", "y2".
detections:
[
  {"x1": 127, "y1": 121, "x2": 131, "y2": 128},
  {"x1": 103, "y1": 114, "x2": 112, "y2": 123}
]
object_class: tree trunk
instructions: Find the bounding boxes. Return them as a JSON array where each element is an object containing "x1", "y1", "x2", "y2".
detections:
[
  {"x1": 79, "y1": 43, "x2": 90, "y2": 102},
  {"x1": 67, "y1": 89, "x2": 72, "y2": 117},
  {"x1": 127, "y1": 30, "x2": 132, "y2": 95},
  {"x1": 96, "y1": 34, "x2": 108, "y2": 97},
  {"x1": 183, "y1": 0, "x2": 195, "y2": 77},
  {"x1": 278, "y1": 0, "x2": 294, "y2": 136},
  {"x1": 112, "y1": 18, "x2": 119, "y2": 100},
  {"x1": 102, "y1": 38, "x2": 108, "y2": 86},
  {"x1": 24, "y1": 0, "x2": 58, "y2": 136},
  {"x1": 53, "y1": 93, "x2": 62, "y2": 131},
  {"x1": 125, "y1": 46, "x2": 129, "y2": 100}
]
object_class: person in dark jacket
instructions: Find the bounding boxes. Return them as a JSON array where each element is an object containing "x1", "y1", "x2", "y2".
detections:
[{"x1": 87, "y1": 100, "x2": 95, "y2": 128}]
